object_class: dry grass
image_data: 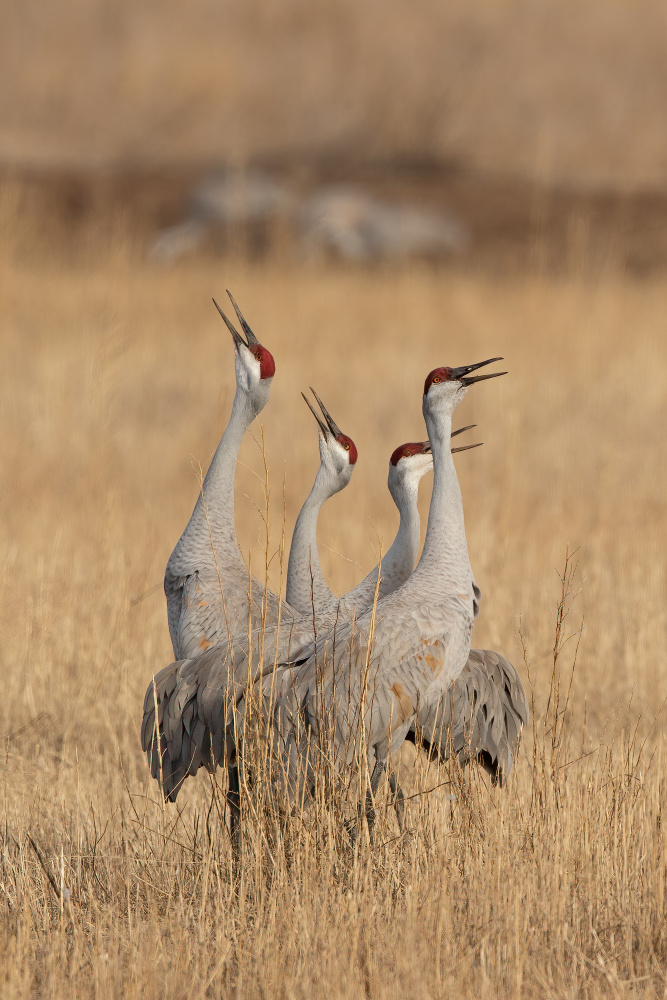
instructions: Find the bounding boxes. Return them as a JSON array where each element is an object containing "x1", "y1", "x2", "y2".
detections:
[
  {"x1": 0, "y1": 229, "x2": 666, "y2": 997},
  {"x1": 3, "y1": 0, "x2": 667, "y2": 187}
]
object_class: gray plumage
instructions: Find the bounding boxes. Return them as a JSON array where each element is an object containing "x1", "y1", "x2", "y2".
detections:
[
  {"x1": 253, "y1": 360, "x2": 504, "y2": 809},
  {"x1": 164, "y1": 293, "x2": 281, "y2": 660},
  {"x1": 143, "y1": 360, "x2": 527, "y2": 808},
  {"x1": 142, "y1": 612, "x2": 343, "y2": 800},
  {"x1": 412, "y1": 647, "x2": 528, "y2": 783}
]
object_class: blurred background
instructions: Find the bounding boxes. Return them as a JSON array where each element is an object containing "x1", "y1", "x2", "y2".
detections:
[{"x1": 3, "y1": 0, "x2": 667, "y2": 270}]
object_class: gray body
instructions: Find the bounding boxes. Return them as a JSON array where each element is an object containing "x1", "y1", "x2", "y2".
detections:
[
  {"x1": 145, "y1": 365, "x2": 527, "y2": 804},
  {"x1": 262, "y1": 367, "x2": 510, "y2": 805},
  {"x1": 164, "y1": 297, "x2": 284, "y2": 661}
]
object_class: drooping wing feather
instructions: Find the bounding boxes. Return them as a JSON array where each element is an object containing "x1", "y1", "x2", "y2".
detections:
[
  {"x1": 414, "y1": 648, "x2": 529, "y2": 782},
  {"x1": 140, "y1": 614, "x2": 329, "y2": 801}
]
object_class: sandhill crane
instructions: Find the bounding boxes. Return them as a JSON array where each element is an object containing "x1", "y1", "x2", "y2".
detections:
[
  {"x1": 150, "y1": 168, "x2": 296, "y2": 262},
  {"x1": 263, "y1": 358, "x2": 507, "y2": 818},
  {"x1": 164, "y1": 291, "x2": 280, "y2": 661},
  {"x1": 284, "y1": 425, "x2": 527, "y2": 793},
  {"x1": 144, "y1": 391, "x2": 359, "y2": 803}
]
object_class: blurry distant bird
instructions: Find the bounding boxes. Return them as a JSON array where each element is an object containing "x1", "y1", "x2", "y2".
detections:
[
  {"x1": 150, "y1": 170, "x2": 469, "y2": 263},
  {"x1": 297, "y1": 186, "x2": 469, "y2": 261},
  {"x1": 150, "y1": 169, "x2": 295, "y2": 262}
]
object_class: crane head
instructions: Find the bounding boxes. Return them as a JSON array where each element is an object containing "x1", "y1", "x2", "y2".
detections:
[
  {"x1": 212, "y1": 292, "x2": 276, "y2": 409},
  {"x1": 389, "y1": 440, "x2": 432, "y2": 468},
  {"x1": 390, "y1": 426, "x2": 482, "y2": 468},
  {"x1": 387, "y1": 440, "x2": 432, "y2": 504},
  {"x1": 389, "y1": 426, "x2": 483, "y2": 488},
  {"x1": 423, "y1": 359, "x2": 506, "y2": 417},
  {"x1": 302, "y1": 388, "x2": 358, "y2": 482}
]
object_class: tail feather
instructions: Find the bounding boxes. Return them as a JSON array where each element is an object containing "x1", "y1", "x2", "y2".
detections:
[
  {"x1": 140, "y1": 647, "x2": 234, "y2": 801},
  {"x1": 417, "y1": 648, "x2": 529, "y2": 781}
]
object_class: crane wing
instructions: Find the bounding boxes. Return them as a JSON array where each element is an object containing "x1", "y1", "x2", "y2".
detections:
[
  {"x1": 415, "y1": 648, "x2": 529, "y2": 782},
  {"x1": 141, "y1": 613, "x2": 329, "y2": 801},
  {"x1": 268, "y1": 611, "x2": 469, "y2": 766}
]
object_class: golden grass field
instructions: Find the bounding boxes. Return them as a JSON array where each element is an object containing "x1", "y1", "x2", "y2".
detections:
[{"x1": 0, "y1": 213, "x2": 665, "y2": 997}]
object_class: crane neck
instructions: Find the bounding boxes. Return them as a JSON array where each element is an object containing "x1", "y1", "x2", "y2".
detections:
[
  {"x1": 412, "y1": 406, "x2": 471, "y2": 586},
  {"x1": 202, "y1": 386, "x2": 255, "y2": 506},
  {"x1": 286, "y1": 465, "x2": 339, "y2": 614},
  {"x1": 340, "y1": 476, "x2": 421, "y2": 616},
  {"x1": 171, "y1": 386, "x2": 256, "y2": 574},
  {"x1": 197, "y1": 387, "x2": 256, "y2": 545},
  {"x1": 389, "y1": 477, "x2": 421, "y2": 570}
]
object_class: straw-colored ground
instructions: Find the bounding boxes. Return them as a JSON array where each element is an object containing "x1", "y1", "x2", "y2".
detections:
[{"x1": 0, "y1": 226, "x2": 665, "y2": 997}]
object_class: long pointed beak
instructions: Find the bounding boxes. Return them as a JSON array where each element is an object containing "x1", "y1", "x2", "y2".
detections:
[
  {"x1": 226, "y1": 290, "x2": 259, "y2": 347},
  {"x1": 301, "y1": 391, "x2": 329, "y2": 437},
  {"x1": 212, "y1": 297, "x2": 245, "y2": 349},
  {"x1": 422, "y1": 431, "x2": 482, "y2": 455},
  {"x1": 450, "y1": 358, "x2": 506, "y2": 386},
  {"x1": 452, "y1": 441, "x2": 483, "y2": 453},
  {"x1": 309, "y1": 387, "x2": 342, "y2": 437}
]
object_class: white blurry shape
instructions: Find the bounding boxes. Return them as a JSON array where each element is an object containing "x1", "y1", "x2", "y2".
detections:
[
  {"x1": 150, "y1": 168, "x2": 295, "y2": 262},
  {"x1": 150, "y1": 172, "x2": 470, "y2": 264},
  {"x1": 298, "y1": 186, "x2": 469, "y2": 261}
]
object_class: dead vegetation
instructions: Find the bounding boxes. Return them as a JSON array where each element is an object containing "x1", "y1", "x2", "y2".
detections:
[{"x1": 0, "y1": 219, "x2": 666, "y2": 995}]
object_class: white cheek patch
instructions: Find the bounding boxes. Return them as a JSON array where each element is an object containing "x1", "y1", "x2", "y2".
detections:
[{"x1": 329, "y1": 439, "x2": 351, "y2": 466}]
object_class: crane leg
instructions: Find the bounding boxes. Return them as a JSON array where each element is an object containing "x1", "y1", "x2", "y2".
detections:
[
  {"x1": 227, "y1": 763, "x2": 241, "y2": 849},
  {"x1": 364, "y1": 757, "x2": 387, "y2": 839},
  {"x1": 389, "y1": 771, "x2": 405, "y2": 831},
  {"x1": 345, "y1": 758, "x2": 387, "y2": 843}
]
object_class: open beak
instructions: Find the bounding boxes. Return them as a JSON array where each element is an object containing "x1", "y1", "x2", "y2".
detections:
[
  {"x1": 308, "y1": 387, "x2": 342, "y2": 437},
  {"x1": 212, "y1": 290, "x2": 259, "y2": 349},
  {"x1": 450, "y1": 358, "x2": 506, "y2": 386},
  {"x1": 452, "y1": 422, "x2": 482, "y2": 452},
  {"x1": 301, "y1": 391, "x2": 329, "y2": 437},
  {"x1": 226, "y1": 290, "x2": 259, "y2": 346},
  {"x1": 302, "y1": 388, "x2": 343, "y2": 439}
]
